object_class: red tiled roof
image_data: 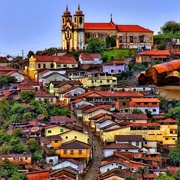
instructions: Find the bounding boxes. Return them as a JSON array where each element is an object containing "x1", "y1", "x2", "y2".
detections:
[
  {"x1": 114, "y1": 135, "x2": 143, "y2": 142},
  {"x1": 35, "y1": 90, "x2": 56, "y2": 97},
  {"x1": 159, "y1": 118, "x2": 177, "y2": 123},
  {"x1": 138, "y1": 50, "x2": 170, "y2": 56},
  {"x1": 130, "y1": 97, "x2": 160, "y2": 103},
  {"x1": 128, "y1": 123, "x2": 160, "y2": 127},
  {"x1": 151, "y1": 55, "x2": 167, "y2": 59},
  {"x1": 103, "y1": 143, "x2": 139, "y2": 149},
  {"x1": 84, "y1": 22, "x2": 116, "y2": 30},
  {"x1": 60, "y1": 140, "x2": 90, "y2": 149},
  {"x1": 113, "y1": 60, "x2": 126, "y2": 65},
  {"x1": 17, "y1": 85, "x2": 34, "y2": 90},
  {"x1": 117, "y1": 25, "x2": 153, "y2": 32},
  {"x1": 33, "y1": 55, "x2": 78, "y2": 64},
  {"x1": 27, "y1": 171, "x2": 49, "y2": 180},
  {"x1": 112, "y1": 113, "x2": 148, "y2": 120},
  {"x1": 50, "y1": 116, "x2": 74, "y2": 123},
  {"x1": 80, "y1": 53, "x2": 101, "y2": 60},
  {"x1": 0, "y1": 66, "x2": 17, "y2": 71},
  {"x1": 83, "y1": 105, "x2": 111, "y2": 113}
]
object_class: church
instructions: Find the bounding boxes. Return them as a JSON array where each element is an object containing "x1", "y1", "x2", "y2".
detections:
[{"x1": 61, "y1": 5, "x2": 154, "y2": 52}]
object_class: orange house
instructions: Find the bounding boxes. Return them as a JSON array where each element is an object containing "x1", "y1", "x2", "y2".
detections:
[
  {"x1": 56, "y1": 140, "x2": 91, "y2": 163},
  {"x1": 0, "y1": 154, "x2": 32, "y2": 165},
  {"x1": 40, "y1": 135, "x2": 62, "y2": 148}
]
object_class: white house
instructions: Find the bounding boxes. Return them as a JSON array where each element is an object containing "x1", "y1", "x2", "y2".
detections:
[
  {"x1": 79, "y1": 53, "x2": 102, "y2": 64},
  {"x1": 45, "y1": 155, "x2": 59, "y2": 165}
]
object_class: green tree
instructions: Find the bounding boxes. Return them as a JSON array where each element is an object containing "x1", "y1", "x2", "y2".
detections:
[
  {"x1": 161, "y1": 21, "x2": 180, "y2": 35},
  {"x1": 173, "y1": 168, "x2": 180, "y2": 180},
  {"x1": 19, "y1": 90, "x2": 35, "y2": 103},
  {"x1": 169, "y1": 147, "x2": 180, "y2": 166},
  {"x1": 22, "y1": 112, "x2": 33, "y2": 122},
  {"x1": 0, "y1": 133, "x2": 11, "y2": 146},
  {"x1": 10, "y1": 138, "x2": 24, "y2": 153},
  {"x1": 125, "y1": 176, "x2": 136, "y2": 180},
  {"x1": 27, "y1": 50, "x2": 35, "y2": 58},
  {"x1": 0, "y1": 75, "x2": 17, "y2": 88},
  {"x1": 166, "y1": 106, "x2": 180, "y2": 122},
  {"x1": 105, "y1": 35, "x2": 116, "y2": 48},
  {"x1": 156, "y1": 173, "x2": 175, "y2": 180},
  {"x1": 10, "y1": 104, "x2": 26, "y2": 115},
  {"x1": 86, "y1": 37, "x2": 106, "y2": 53},
  {"x1": 146, "y1": 110, "x2": 153, "y2": 118},
  {"x1": 12, "y1": 128, "x2": 23, "y2": 137},
  {"x1": 132, "y1": 109, "x2": 144, "y2": 114},
  {"x1": 32, "y1": 150, "x2": 44, "y2": 162},
  {"x1": 0, "y1": 142, "x2": 12, "y2": 154},
  {"x1": 26, "y1": 139, "x2": 39, "y2": 153},
  {"x1": 0, "y1": 99, "x2": 11, "y2": 121},
  {"x1": 136, "y1": 167, "x2": 148, "y2": 180}
]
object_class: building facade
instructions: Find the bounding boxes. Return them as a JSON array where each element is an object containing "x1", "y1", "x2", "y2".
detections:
[{"x1": 61, "y1": 5, "x2": 154, "y2": 52}]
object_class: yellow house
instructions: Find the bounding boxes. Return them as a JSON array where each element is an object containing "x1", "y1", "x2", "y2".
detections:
[
  {"x1": 56, "y1": 140, "x2": 91, "y2": 163},
  {"x1": 40, "y1": 135, "x2": 62, "y2": 148},
  {"x1": 45, "y1": 125, "x2": 70, "y2": 137},
  {"x1": 79, "y1": 72, "x2": 117, "y2": 87},
  {"x1": 102, "y1": 120, "x2": 178, "y2": 145},
  {"x1": 0, "y1": 154, "x2": 32, "y2": 164},
  {"x1": 60, "y1": 130, "x2": 89, "y2": 144},
  {"x1": 25, "y1": 55, "x2": 78, "y2": 80}
]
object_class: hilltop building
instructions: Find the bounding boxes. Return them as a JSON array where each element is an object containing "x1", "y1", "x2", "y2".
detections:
[{"x1": 61, "y1": 5, "x2": 154, "y2": 52}]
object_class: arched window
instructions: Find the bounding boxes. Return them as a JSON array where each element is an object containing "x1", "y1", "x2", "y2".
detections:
[
  {"x1": 79, "y1": 17, "x2": 83, "y2": 24},
  {"x1": 74, "y1": 17, "x2": 76, "y2": 23}
]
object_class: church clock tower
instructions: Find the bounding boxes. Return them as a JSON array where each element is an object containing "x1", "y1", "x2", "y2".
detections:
[
  {"x1": 73, "y1": 4, "x2": 85, "y2": 50},
  {"x1": 62, "y1": 5, "x2": 73, "y2": 52}
]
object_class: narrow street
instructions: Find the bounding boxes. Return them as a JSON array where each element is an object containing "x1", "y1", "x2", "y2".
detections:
[{"x1": 71, "y1": 112, "x2": 104, "y2": 180}]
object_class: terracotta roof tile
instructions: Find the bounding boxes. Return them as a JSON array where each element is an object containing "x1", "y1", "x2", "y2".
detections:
[
  {"x1": 50, "y1": 116, "x2": 74, "y2": 123},
  {"x1": 60, "y1": 140, "x2": 90, "y2": 149},
  {"x1": 0, "y1": 66, "x2": 17, "y2": 71},
  {"x1": 115, "y1": 135, "x2": 143, "y2": 142},
  {"x1": 33, "y1": 55, "x2": 78, "y2": 64},
  {"x1": 35, "y1": 90, "x2": 56, "y2": 97},
  {"x1": 159, "y1": 118, "x2": 177, "y2": 123},
  {"x1": 80, "y1": 53, "x2": 101, "y2": 60},
  {"x1": 84, "y1": 22, "x2": 116, "y2": 30},
  {"x1": 83, "y1": 105, "x2": 111, "y2": 113},
  {"x1": 128, "y1": 123, "x2": 160, "y2": 127},
  {"x1": 130, "y1": 97, "x2": 160, "y2": 103},
  {"x1": 17, "y1": 85, "x2": 34, "y2": 90},
  {"x1": 103, "y1": 143, "x2": 139, "y2": 149},
  {"x1": 27, "y1": 171, "x2": 49, "y2": 180},
  {"x1": 138, "y1": 49, "x2": 170, "y2": 56},
  {"x1": 117, "y1": 25, "x2": 153, "y2": 32}
]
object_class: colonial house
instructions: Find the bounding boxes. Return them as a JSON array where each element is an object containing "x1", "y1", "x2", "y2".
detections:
[
  {"x1": 40, "y1": 135, "x2": 62, "y2": 148},
  {"x1": 35, "y1": 90, "x2": 57, "y2": 104},
  {"x1": 129, "y1": 97, "x2": 160, "y2": 115},
  {"x1": 5, "y1": 71, "x2": 25, "y2": 82},
  {"x1": 61, "y1": 5, "x2": 153, "y2": 52},
  {"x1": 78, "y1": 90, "x2": 144, "y2": 105},
  {"x1": 26, "y1": 55, "x2": 78, "y2": 80},
  {"x1": 45, "y1": 155, "x2": 59, "y2": 165},
  {"x1": 39, "y1": 72, "x2": 69, "y2": 87},
  {"x1": 103, "y1": 143, "x2": 139, "y2": 157},
  {"x1": 136, "y1": 49, "x2": 170, "y2": 63},
  {"x1": 50, "y1": 115, "x2": 76, "y2": 125},
  {"x1": 51, "y1": 159, "x2": 86, "y2": 174},
  {"x1": 0, "y1": 154, "x2": 32, "y2": 165},
  {"x1": 114, "y1": 135, "x2": 143, "y2": 149},
  {"x1": 79, "y1": 72, "x2": 117, "y2": 88},
  {"x1": 102, "y1": 60, "x2": 126, "y2": 74},
  {"x1": 79, "y1": 53, "x2": 102, "y2": 65},
  {"x1": 55, "y1": 140, "x2": 91, "y2": 163}
]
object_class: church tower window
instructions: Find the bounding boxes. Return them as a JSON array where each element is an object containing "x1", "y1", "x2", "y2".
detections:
[{"x1": 79, "y1": 17, "x2": 83, "y2": 24}]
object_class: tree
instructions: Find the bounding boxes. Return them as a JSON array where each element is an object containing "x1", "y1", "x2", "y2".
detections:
[
  {"x1": 136, "y1": 167, "x2": 148, "y2": 180},
  {"x1": 145, "y1": 110, "x2": 153, "y2": 118},
  {"x1": 169, "y1": 147, "x2": 180, "y2": 166},
  {"x1": 12, "y1": 128, "x2": 23, "y2": 138},
  {"x1": 26, "y1": 139, "x2": 39, "y2": 153},
  {"x1": 161, "y1": 21, "x2": 180, "y2": 35},
  {"x1": 125, "y1": 176, "x2": 136, "y2": 180},
  {"x1": 10, "y1": 104, "x2": 26, "y2": 115},
  {"x1": 0, "y1": 133, "x2": 12, "y2": 146},
  {"x1": 19, "y1": 90, "x2": 35, "y2": 103},
  {"x1": 105, "y1": 35, "x2": 116, "y2": 48},
  {"x1": 0, "y1": 75, "x2": 17, "y2": 88},
  {"x1": 156, "y1": 173, "x2": 175, "y2": 180},
  {"x1": 0, "y1": 99, "x2": 11, "y2": 121},
  {"x1": 173, "y1": 168, "x2": 180, "y2": 180},
  {"x1": 166, "y1": 106, "x2": 180, "y2": 122},
  {"x1": 132, "y1": 109, "x2": 144, "y2": 114},
  {"x1": 32, "y1": 150, "x2": 44, "y2": 162},
  {"x1": 27, "y1": 50, "x2": 34, "y2": 58},
  {"x1": 86, "y1": 37, "x2": 106, "y2": 53}
]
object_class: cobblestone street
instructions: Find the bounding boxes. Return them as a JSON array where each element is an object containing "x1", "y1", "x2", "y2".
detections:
[{"x1": 71, "y1": 112, "x2": 104, "y2": 180}]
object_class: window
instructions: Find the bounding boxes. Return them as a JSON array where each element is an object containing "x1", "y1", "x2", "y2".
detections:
[
  {"x1": 60, "y1": 129, "x2": 64, "y2": 133},
  {"x1": 51, "y1": 63, "x2": 54, "y2": 68},
  {"x1": 25, "y1": 157, "x2": 28, "y2": 160},
  {"x1": 48, "y1": 130, "x2": 52, "y2": 133},
  {"x1": 63, "y1": 64, "x2": 67, "y2": 68},
  {"x1": 139, "y1": 35, "x2": 144, "y2": 43},
  {"x1": 79, "y1": 17, "x2": 83, "y2": 24},
  {"x1": 43, "y1": 64, "x2": 46, "y2": 68},
  {"x1": 170, "y1": 130, "x2": 173, "y2": 134},
  {"x1": 130, "y1": 36, "x2": 133, "y2": 43},
  {"x1": 144, "y1": 102, "x2": 148, "y2": 105},
  {"x1": 79, "y1": 150, "x2": 82, "y2": 154},
  {"x1": 122, "y1": 102, "x2": 126, "y2": 106},
  {"x1": 137, "y1": 102, "x2": 140, "y2": 105},
  {"x1": 74, "y1": 136, "x2": 77, "y2": 139},
  {"x1": 153, "y1": 109, "x2": 156, "y2": 112},
  {"x1": 172, "y1": 138, "x2": 176, "y2": 140},
  {"x1": 57, "y1": 64, "x2": 61, "y2": 68},
  {"x1": 64, "y1": 150, "x2": 67, "y2": 154},
  {"x1": 100, "y1": 80, "x2": 102, "y2": 83},
  {"x1": 49, "y1": 159, "x2": 53, "y2": 163},
  {"x1": 119, "y1": 36, "x2": 122, "y2": 43},
  {"x1": 72, "y1": 64, "x2": 75, "y2": 67},
  {"x1": 70, "y1": 150, "x2": 74, "y2": 154},
  {"x1": 65, "y1": 136, "x2": 68, "y2": 139},
  {"x1": 165, "y1": 138, "x2": 169, "y2": 140},
  {"x1": 54, "y1": 140, "x2": 58, "y2": 143},
  {"x1": 38, "y1": 64, "x2": 41, "y2": 68},
  {"x1": 152, "y1": 102, "x2": 157, "y2": 104},
  {"x1": 107, "y1": 80, "x2": 110, "y2": 82}
]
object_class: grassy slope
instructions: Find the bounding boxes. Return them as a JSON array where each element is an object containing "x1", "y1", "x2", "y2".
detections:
[{"x1": 102, "y1": 49, "x2": 136, "y2": 61}]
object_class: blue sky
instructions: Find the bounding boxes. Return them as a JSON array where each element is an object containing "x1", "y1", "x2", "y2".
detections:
[{"x1": 0, "y1": 0, "x2": 180, "y2": 57}]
